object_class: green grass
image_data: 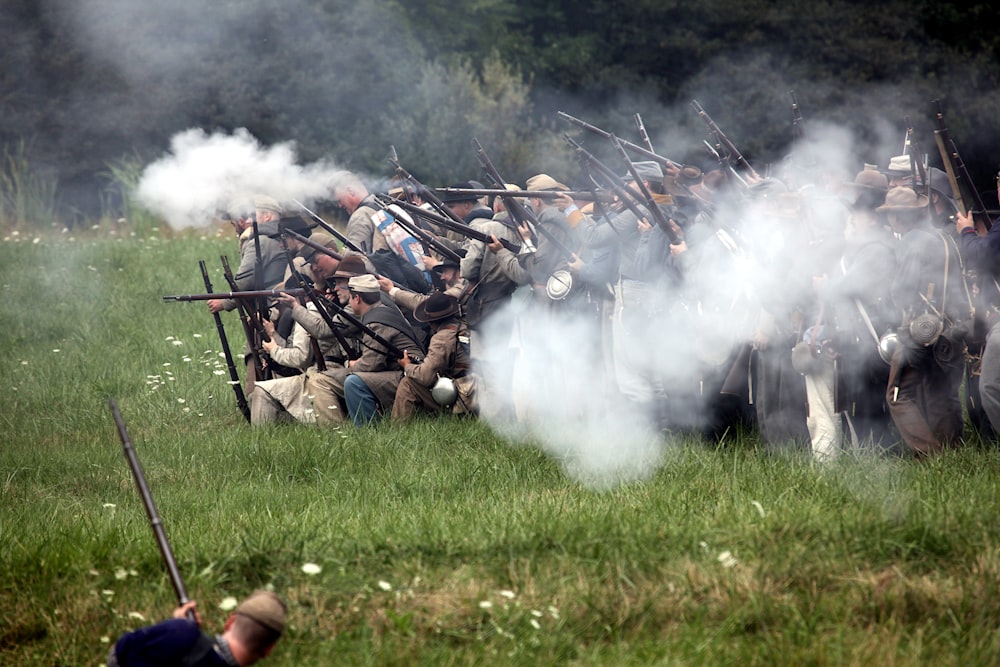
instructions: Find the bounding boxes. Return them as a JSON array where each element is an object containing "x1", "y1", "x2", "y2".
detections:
[{"x1": 3, "y1": 231, "x2": 1000, "y2": 665}]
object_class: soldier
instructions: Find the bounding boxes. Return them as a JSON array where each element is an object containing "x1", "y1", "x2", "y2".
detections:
[
  {"x1": 392, "y1": 292, "x2": 477, "y2": 420},
  {"x1": 108, "y1": 590, "x2": 285, "y2": 667},
  {"x1": 880, "y1": 186, "x2": 973, "y2": 456},
  {"x1": 329, "y1": 171, "x2": 385, "y2": 254},
  {"x1": 341, "y1": 274, "x2": 426, "y2": 425}
]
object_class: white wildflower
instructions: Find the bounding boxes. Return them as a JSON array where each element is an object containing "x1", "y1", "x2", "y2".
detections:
[
  {"x1": 529, "y1": 619, "x2": 541, "y2": 630},
  {"x1": 114, "y1": 568, "x2": 128, "y2": 580},
  {"x1": 103, "y1": 503, "x2": 116, "y2": 509},
  {"x1": 478, "y1": 600, "x2": 492, "y2": 609},
  {"x1": 128, "y1": 612, "x2": 146, "y2": 621},
  {"x1": 717, "y1": 551, "x2": 738, "y2": 568},
  {"x1": 751, "y1": 501, "x2": 766, "y2": 518},
  {"x1": 377, "y1": 580, "x2": 392, "y2": 591},
  {"x1": 102, "y1": 590, "x2": 115, "y2": 598},
  {"x1": 219, "y1": 596, "x2": 239, "y2": 611},
  {"x1": 499, "y1": 590, "x2": 515, "y2": 599},
  {"x1": 301, "y1": 563, "x2": 322, "y2": 575}
]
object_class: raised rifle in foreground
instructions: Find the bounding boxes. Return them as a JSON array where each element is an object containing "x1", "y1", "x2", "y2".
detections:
[{"x1": 109, "y1": 398, "x2": 195, "y2": 621}]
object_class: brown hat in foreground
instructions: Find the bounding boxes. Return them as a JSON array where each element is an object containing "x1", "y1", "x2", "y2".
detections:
[
  {"x1": 876, "y1": 186, "x2": 929, "y2": 213},
  {"x1": 235, "y1": 590, "x2": 286, "y2": 634}
]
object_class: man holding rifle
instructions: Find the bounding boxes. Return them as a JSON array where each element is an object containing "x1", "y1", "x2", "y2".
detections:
[
  {"x1": 108, "y1": 590, "x2": 285, "y2": 667},
  {"x1": 955, "y1": 167, "x2": 1000, "y2": 436}
]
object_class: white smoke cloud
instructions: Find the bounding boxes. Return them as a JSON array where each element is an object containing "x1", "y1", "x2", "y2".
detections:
[{"x1": 135, "y1": 128, "x2": 344, "y2": 229}]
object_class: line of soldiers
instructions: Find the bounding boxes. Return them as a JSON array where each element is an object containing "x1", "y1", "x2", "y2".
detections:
[{"x1": 202, "y1": 145, "x2": 1000, "y2": 459}]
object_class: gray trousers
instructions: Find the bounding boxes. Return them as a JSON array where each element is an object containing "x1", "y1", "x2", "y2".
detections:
[{"x1": 979, "y1": 320, "x2": 1000, "y2": 433}]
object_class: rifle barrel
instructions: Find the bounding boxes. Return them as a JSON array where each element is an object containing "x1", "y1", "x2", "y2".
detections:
[
  {"x1": 557, "y1": 111, "x2": 679, "y2": 168},
  {"x1": 434, "y1": 188, "x2": 613, "y2": 203},
  {"x1": 109, "y1": 398, "x2": 194, "y2": 620},
  {"x1": 163, "y1": 289, "x2": 305, "y2": 302}
]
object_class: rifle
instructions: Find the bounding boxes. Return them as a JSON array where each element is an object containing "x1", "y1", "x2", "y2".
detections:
[
  {"x1": 319, "y1": 291, "x2": 419, "y2": 362},
  {"x1": 220, "y1": 256, "x2": 270, "y2": 382},
  {"x1": 557, "y1": 111, "x2": 680, "y2": 170},
  {"x1": 385, "y1": 196, "x2": 522, "y2": 253},
  {"x1": 903, "y1": 115, "x2": 928, "y2": 193},
  {"x1": 199, "y1": 260, "x2": 250, "y2": 422},
  {"x1": 164, "y1": 288, "x2": 306, "y2": 302},
  {"x1": 932, "y1": 99, "x2": 992, "y2": 232},
  {"x1": 278, "y1": 248, "x2": 328, "y2": 373},
  {"x1": 789, "y1": 90, "x2": 805, "y2": 141},
  {"x1": 609, "y1": 134, "x2": 680, "y2": 243},
  {"x1": 388, "y1": 156, "x2": 468, "y2": 227},
  {"x1": 691, "y1": 99, "x2": 760, "y2": 180},
  {"x1": 292, "y1": 199, "x2": 363, "y2": 254},
  {"x1": 434, "y1": 187, "x2": 614, "y2": 203},
  {"x1": 109, "y1": 398, "x2": 194, "y2": 621},
  {"x1": 634, "y1": 113, "x2": 655, "y2": 153},
  {"x1": 564, "y1": 135, "x2": 680, "y2": 244}
]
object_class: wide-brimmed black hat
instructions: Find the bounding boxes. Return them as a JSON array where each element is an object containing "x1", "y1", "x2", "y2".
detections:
[
  {"x1": 432, "y1": 258, "x2": 461, "y2": 274},
  {"x1": 414, "y1": 292, "x2": 461, "y2": 323}
]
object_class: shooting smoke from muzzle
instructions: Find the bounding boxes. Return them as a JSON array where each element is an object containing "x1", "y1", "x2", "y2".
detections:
[{"x1": 136, "y1": 128, "x2": 344, "y2": 229}]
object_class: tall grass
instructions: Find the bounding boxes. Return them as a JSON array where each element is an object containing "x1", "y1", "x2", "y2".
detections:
[
  {"x1": 0, "y1": 140, "x2": 59, "y2": 230},
  {"x1": 3, "y1": 233, "x2": 1000, "y2": 665}
]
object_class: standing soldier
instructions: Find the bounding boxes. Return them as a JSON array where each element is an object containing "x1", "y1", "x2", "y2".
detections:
[{"x1": 881, "y1": 186, "x2": 973, "y2": 456}]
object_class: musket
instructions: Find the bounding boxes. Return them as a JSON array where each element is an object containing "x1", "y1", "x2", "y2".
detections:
[
  {"x1": 221, "y1": 255, "x2": 269, "y2": 381},
  {"x1": 789, "y1": 90, "x2": 805, "y2": 141},
  {"x1": 386, "y1": 196, "x2": 522, "y2": 253},
  {"x1": 932, "y1": 99, "x2": 992, "y2": 232},
  {"x1": 109, "y1": 398, "x2": 195, "y2": 621},
  {"x1": 609, "y1": 134, "x2": 680, "y2": 243},
  {"x1": 903, "y1": 115, "x2": 928, "y2": 192},
  {"x1": 292, "y1": 199, "x2": 363, "y2": 254},
  {"x1": 434, "y1": 187, "x2": 614, "y2": 203},
  {"x1": 634, "y1": 113, "x2": 655, "y2": 153},
  {"x1": 199, "y1": 260, "x2": 250, "y2": 422},
  {"x1": 691, "y1": 99, "x2": 760, "y2": 180},
  {"x1": 471, "y1": 139, "x2": 578, "y2": 264},
  {"x1": 164, "y1": 288, "x2": 306, "y2": 302},
  {"x1": 557, "y1": 111, "x2": 680, "y2": 169},
  {"x1": 388, "y1": 156, "x2": 468, "y2": 227},
  {"x1": 564, "y1": 135, "x2": 680, "y2": 244},
  {"x1": 278, "y1": 247, "x2": 327, "y2": 372},
  {"x1": 318, "y1": 291, "x2": 420, "y2": 362}
]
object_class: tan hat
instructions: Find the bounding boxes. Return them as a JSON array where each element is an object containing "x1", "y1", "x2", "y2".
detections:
[
  {"x1": 253, "y1": 195, "x2": 284, "y2": 216},
  {"x1": 235, "y1": 590, "x2": 286, "y2": 634},
  {"x1": 876, "y1": 186, "x2": 929, "y2": 212},
  {"x1": 525, "y1": 174, "x2": 568, "y2": 192},
  {"x1": 348, "y1": 274, "x2": 380, "y2": 293}
]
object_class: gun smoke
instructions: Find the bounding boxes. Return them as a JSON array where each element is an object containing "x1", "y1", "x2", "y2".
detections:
[{"x1": 136, "y1": 128, "x2": 344, "y2": 228}]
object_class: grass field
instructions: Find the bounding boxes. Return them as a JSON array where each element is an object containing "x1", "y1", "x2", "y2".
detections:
[{"x1": 3, "y1": 228, "x2": 1000, "y2": 666}]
